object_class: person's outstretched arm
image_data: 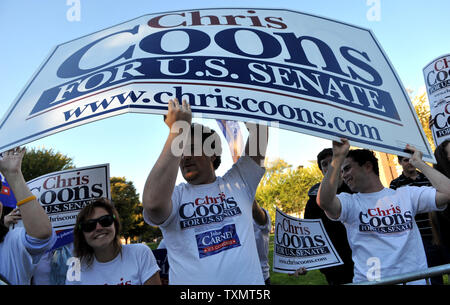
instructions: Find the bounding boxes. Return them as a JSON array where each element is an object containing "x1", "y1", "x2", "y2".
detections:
[
  {"x1": 407, "y1": 144, "x2": 450, "y2": 209},
  {"x1": 317, "y1": 138, "x2": 349, "y2": 220},
  {"x1": 142, "y1": 99, "x2": 191, "y2": 225},
  {"x1": 0, "y1": 147, "x2": 52, "y2": 239}
]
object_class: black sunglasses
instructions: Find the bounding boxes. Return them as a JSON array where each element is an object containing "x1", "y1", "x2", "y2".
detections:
[{"x1": 79, "y1": 214, "x2": 115, "y2": 233}]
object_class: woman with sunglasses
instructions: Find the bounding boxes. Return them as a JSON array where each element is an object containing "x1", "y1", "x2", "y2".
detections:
[
  {"x1": 0, "y1": 147, "x2": 56, "y2": 285},
  {"x1": 67, "y1": 198, "x2": 161, "y2": 285}
]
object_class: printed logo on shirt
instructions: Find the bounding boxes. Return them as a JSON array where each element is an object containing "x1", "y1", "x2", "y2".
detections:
[
  {"x1": 104, "y1": 278, "x2": 132, "y2": 285},
  {"x1": 359, "y1": 204, "x2": 413, "y2": 233},
  {"x1": 196, "y1": 224, "x2": 241, "y2": 258},
  {"x1": 179, "y1": 192, "x2": 242, "y2": 229}
]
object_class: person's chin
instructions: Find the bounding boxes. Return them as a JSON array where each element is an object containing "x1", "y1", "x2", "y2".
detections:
[
  {"x1": 183, "y1": 171, "x2": 199, "y2": 182},
  {"x1": 345, "y1": 180, "x2": 356, "y2": 192},
  {"x1": 89, "y1": 237, "x2": 113, "y2": 250}
]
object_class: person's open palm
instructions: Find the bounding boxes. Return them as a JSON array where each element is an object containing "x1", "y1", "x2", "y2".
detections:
[
  {"x1": 0, "y1": 147, "x2": 25, "y2": 175},
  {"x1": 164, "y1": 98, "x2": 192, "y2": 129}
]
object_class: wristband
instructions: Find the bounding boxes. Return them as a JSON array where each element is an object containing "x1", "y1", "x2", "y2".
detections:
[{"x1": 16, "y1": 195, "x2": 37, "y2": 207}]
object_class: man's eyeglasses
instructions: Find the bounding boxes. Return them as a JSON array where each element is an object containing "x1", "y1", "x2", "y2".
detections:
[{"x1": 79, "y1": 214, "x2": 115, "y2": 233}]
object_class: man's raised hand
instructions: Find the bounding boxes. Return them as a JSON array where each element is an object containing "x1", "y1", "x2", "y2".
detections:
[
  {"x1": 332, "y1": 138, "x2": 350, "y2": 160},
  {"x1": 0, "y1": 147, "x2": 25, "y2": 176},
  {"x1": 405, "y1": 144, "x2": 423, "y2": 168},
  {"x1": 164, "y1": 98, "x2": 192, "y2": 130}
]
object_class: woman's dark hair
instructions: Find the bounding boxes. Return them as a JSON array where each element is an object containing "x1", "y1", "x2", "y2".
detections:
[
  {"x1": 73, "y1": 198, "x2": 122, "y2": 267},
  {"x1": 0, "y1": 222, "x2": 8, "y2": 243},
  {"x1": 0, "y1": 204, "x2": 12, "y2": 243},
  {"x1": 347, "y1": 149, "x2": 380, "y2": 176},
  {"x1": 434, "y1": 139, "x2": 450, "y2": 178},
  {"x1": 190, "y1": 123, "x2": 222, "y2": 169}
]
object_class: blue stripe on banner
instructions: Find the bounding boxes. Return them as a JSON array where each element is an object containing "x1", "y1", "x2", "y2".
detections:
[
  {"x1": 0, "y1": 102, "x2": 434, "y2": 160},
  {"x1": 30, "y1": 56, "x2": 401, "y2": 121}
]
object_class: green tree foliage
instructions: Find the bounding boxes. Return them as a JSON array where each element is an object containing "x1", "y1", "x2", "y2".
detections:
[
  {"x1": 255, "y1": 159, "x2": 323, "y2": 226},
  {"x1": 410, "y1": 90, "x2": 435, "y2": 150},
  {"x1": 110, "y1": 177, "x2": 162, "y2": 243},
  {"x1": 21, "y1": 147, "x2": 74, "y2": 181},
  {"x1": 110, "y1": 177, "x2": 143, "y2": 244}
]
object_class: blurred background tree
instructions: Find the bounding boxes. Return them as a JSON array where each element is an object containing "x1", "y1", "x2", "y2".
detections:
[
  {"x1": 409, "y1": 89, "x2": 435, "y2": 151},
  {"x1": 21, "y1": 147, "x2": 74, "y2": 181},
  {"x1": 110, "y1": 176, "x2": 162, "y2": 243},
  {"x1": 256, "y1": 159, "x2": 322, "y2": 226}
]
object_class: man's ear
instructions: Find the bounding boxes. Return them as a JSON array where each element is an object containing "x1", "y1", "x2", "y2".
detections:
[{"x1": 363, "y1": 161, "x2": 373, "y2": 173}]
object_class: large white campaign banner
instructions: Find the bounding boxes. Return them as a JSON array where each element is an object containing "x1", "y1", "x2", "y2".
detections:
[
  {"x1": 423, "y1": 54, "x2": 450, "y2": 147},
  {"x1": 26, "y1": 163, "x2": 110, "y2": 231},
  {"x1": 273, "y1": 207, "x2": 343, "y2": 273},
  {"x1": 0, "y1": 8, "x2": 434, "y2": 161}
]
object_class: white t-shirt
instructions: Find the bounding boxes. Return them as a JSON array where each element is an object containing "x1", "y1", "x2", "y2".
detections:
[
  {"x1": 253, "y1": 208, "x2": 271, "y2": 281},
  {"x1": 337, "y1": 186, "x2": 445, "y2": 284},
  {"x1": 0, "y1": 227, "x2": 57, "y2": 285},
  {"x1": 144, "y1": 156, "x2": 265, "y2": 285},
  {"x1": 65, "y1": 243, "x2": 160, "y2": 285}
]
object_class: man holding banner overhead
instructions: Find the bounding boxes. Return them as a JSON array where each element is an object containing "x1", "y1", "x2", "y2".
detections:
[
  {"x1": 142, "y1": 98, "x2": 268, "y2": 285},
  {"x1": 317, "y1": 138, "x2": 450, "y2": 284}
]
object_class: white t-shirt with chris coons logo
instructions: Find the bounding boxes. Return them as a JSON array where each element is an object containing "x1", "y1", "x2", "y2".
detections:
[
  {"x1": 144, "y1": 156, "x2": 265, "y2": 285},
  {"x1": 337, "y1": 186, "x2": 445, "y2": 284}
]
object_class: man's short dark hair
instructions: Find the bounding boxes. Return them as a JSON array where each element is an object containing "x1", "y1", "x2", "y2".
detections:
[
  {"x1": 190, "y1": 123, "x2": 222, "y2": 170},
  {"x1": 397, "y1": 149, "x2": 413, "y2": 163},
  {"x1": 317, "y1": 148, "x2": 333, "y2": 172},
  {"x1": 347, "y1": 149, "x2": 379, "y2": 176}
]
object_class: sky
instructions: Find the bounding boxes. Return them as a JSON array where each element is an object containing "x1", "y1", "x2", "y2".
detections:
[{"x1": 0, "y1": 0, "x2": 449, "y2": 200}]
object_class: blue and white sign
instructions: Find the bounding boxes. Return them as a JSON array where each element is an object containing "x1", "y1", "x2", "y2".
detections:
[
  {"x1": 11, "y1": 163, "x2": 110, "y2": 249},
  {"x1": 423, "y1": 54, "x2": 450, "y2": 147},
  {"x1": 0, "y1": 8, "x2": 434, "y2": 161},
  {"x1": 273, "y1": 207, "x2": 343, "y2": 273},
  {"x1": 196, "y1": 224, "x2": 241, "y2": 258},
  {"x1": 26, "y1": 163, "x2": 110, "y2": 231}
]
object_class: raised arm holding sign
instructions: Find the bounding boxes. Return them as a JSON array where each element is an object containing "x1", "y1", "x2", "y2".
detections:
[{"x1": 143, "y1": 98, "x2": 192, "y2": 225}]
